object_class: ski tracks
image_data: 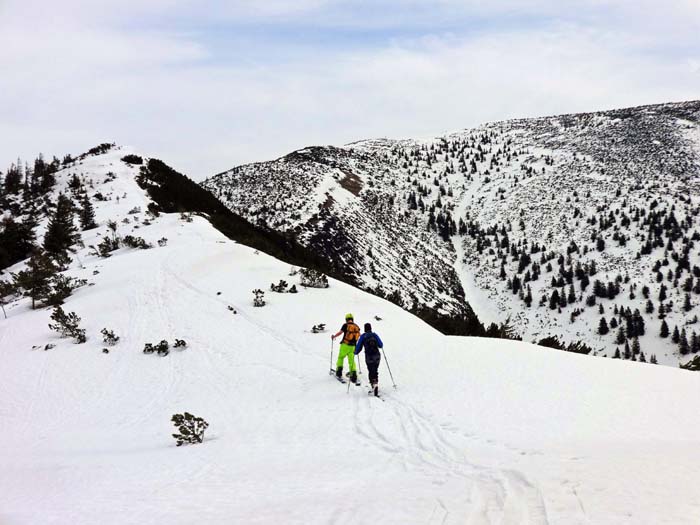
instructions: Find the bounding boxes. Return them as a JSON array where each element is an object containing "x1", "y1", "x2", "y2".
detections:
[{"x1": 353, "y1": 392, "x2": 549, "y2": 524}]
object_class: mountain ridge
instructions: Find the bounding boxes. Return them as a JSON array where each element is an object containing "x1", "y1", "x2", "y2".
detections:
[{"x1": 203, "y1": 99, "x2": 700, "y2": 364}]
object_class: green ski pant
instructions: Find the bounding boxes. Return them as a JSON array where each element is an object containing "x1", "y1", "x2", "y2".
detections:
[{"x1": 336, "y1": 343, "x2": 357, "y2": 372}]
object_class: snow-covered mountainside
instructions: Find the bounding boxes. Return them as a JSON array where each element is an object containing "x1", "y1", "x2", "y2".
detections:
[
  {"x1": 202, "y1": 101, "x2": 700, "y2": 365},
  {"x1": 2, "y1": 150, "x2": 700, "y2": 524}
]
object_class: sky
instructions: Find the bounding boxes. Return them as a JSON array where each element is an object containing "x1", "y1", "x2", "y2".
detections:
[{"x1": 1, "y1": 1, "x2": 699, "y2": 181}]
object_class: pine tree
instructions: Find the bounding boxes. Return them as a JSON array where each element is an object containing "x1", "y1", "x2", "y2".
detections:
[
  {"x1": 598, "y1": 317, "x2": 609, "y2": 335},
  {"x1": 650, "y1": 354, "x2": 658, "y2": 364},
  {"x1": 44, "y1": 193, "x2": 79, "y2": 260},
  {"x1": 79, "y1": 193, "x2": 97, "y2": 230},
  {"x1": 0, "y1": 216, "x2": 37, "y2": 269},
  {"x1": 672, "y1": 325, "x2": 680, "y2": 344},
  {"x1": 549, "y1": 289, "x2": 559, "y2": 310},
  {"x1": 658, "y1": 284, "x2": 667, "y2": 302},
  {"x1": 615, "y1": 327, "x2": 626, "y2": 345},
  {"x1": 631, "y1": 337, "x2": 640, "y2": 355},
  {"x1": 691, "y1": 332, "x2": 700, "y2": 354},
  {"x1": 679, "y1": 329, "x2": 689, "y2": 355},
  {"x1": 659, "y1": 319, "x2": 669, "y2": 338},
  {"x1": 623, "y1": 341, "x2": 631, "y2": 359},
  {"x1": 12, "y1": 249, "x2": 57, "y2": 309},
  {"x1": 684, "y1": 293, "x2": 692, "y2": 312},
  {"x1": 613, "y1": 347, "x2": 621, "y2": 359}
]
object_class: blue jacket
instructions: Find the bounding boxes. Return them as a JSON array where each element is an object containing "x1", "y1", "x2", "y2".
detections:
[{"x1": 354, "y1": 332, "x2": 383, "y2": 355}]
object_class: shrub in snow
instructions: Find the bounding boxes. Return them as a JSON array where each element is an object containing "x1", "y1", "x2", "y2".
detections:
[
  {"x1": 101, "y1": 328, "x2": 120, "y2": 346},
  {"x1": 179, "y1": 212, "x2": 193, "y2": 223},
  {"x1": 227, "y1": 305, "x2": 237, "y2": 314},
  {"x1": 46, "y1": 275, "x2": 87, "y2": 306},
  {"x1": 96, "y1": 236, "x2": 120, "y2": 257},
  {"x1": 127, "y1": 206, "x2": 141, "y2": 214},
  {"x1": 289, "y1": 266, "x2": 298, "y2": 276},
  {"x1": 680, "y1": 355, "x2": 700, "y2": 371},
  {"x1": 253, "y1": 289, "x2": 266, "y2": 307},
  {"x1": 122, "y1": 235, "x2": 152, "y2": 249},
  {"x1": 270, "y1": 280, "x2": 288, "y2": 293},
  {"x1": 143, "y1": 343, "x2": 155, "y2": 354},
  {"x1": 311, "y1": 323, "x2": 326, "y2": 333},
  {"x1": 171, "y1": 412, "x2": 209, "y2": 446},
  {"x1": 121, "y1": 154, "x2": 143, "y2": 165},
  {"x1": 288, "y1": 284, "x2": 298, "y2": 293},
  {"x1": 48, "y1": 306, "x2": 86, "y2": 343},
  {"x1": 174, "y1": 339, "x2": 187, "y2": 348},
  {"x1": 299, "y1": 268, "x2": 329, "y2": 288},
  {"x1": 157, "y1": 237, "x2": 168, "y2": 247},
  {"x1": 156, "y1": 340, "x2": 169, "y2": 356}
]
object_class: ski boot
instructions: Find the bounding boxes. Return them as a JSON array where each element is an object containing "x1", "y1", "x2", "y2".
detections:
[
  {"x1": 335, "y1": 367, "x2": 343, "y2": 379},
  {"x1": 349, "y1": 371, "x2": 358, "y2": 384}
]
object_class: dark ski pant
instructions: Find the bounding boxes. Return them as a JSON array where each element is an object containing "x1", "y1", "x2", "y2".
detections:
[{"x1": 366, "y1": 355, "x2": 381, "y2": 385}]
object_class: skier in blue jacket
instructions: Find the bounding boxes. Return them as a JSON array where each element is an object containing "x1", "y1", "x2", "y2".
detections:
[{"x1": 354, "y1": 323, "x2": 383, "y2": 396}]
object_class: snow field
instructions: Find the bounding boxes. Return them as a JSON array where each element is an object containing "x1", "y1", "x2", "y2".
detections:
[{"x1": 1, "y1": 211, "x2": 699, "y2": 524}]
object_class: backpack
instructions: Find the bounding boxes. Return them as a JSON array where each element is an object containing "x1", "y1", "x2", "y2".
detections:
[
  {"x1": 342, "y1": 322, "x2": 360, "y2": 345},
  {"x1": 365, "y1": 333, "x2": 380, "y2": 356}
]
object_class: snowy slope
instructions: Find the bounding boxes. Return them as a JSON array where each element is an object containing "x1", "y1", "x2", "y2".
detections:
[
  {"x1": 2, "y1": 154, "x2": 700, "y2": 524},
  {"x1": 202, "y1": 101, "x2": 700, "y2": 365}
]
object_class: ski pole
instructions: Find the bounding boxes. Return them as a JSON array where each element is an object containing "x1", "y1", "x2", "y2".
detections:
[
  {"x1": 329, "y1": 338, "x2": 334, "y2": 374},
  {"x1": 381, "y1": 347, "x2": 397, "y2": 389}
]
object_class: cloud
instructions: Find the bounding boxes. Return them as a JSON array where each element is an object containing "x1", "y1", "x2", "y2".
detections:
[{"x1": 0, "y1": 1, "x2": 698, "y2": 180}]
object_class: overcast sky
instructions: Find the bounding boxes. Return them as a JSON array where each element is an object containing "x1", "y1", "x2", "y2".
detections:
[{"x1": 1, "y1": 1, "x2": 699, "y2": 181}]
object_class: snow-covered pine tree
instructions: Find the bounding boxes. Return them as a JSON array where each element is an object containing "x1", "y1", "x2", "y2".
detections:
[
  {"x1": 79, "y1": 193, "x2": 97, "y2": 230},
  {"x1": 44, "y1": 193, "x2": 79, "y2": 262},
  {"x1": 12, "y1": 249, "x2": 57, "y2": 309},
  {"x1": 48, "y1": 306, "x2": 86, "y2": 343},
  {"x1": 679, "y1": 329, "x2": 689, "y2": 355}
]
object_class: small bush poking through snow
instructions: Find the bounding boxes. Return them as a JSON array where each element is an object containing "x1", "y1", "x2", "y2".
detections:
[
  {"x1": 156, "y1": 340, "x2": 169, "y2": 356},
  {"x1": 171, "y1": 412, "x2": 209, "y2": 446},
  {"x1": 122, "y1": 235, "x2": 152, "y2": 249},
  {"x1": 48, "y1": 306, "x2": 86, "y2": 343},
  {"x1": 312, "y1": 323, "x2": 326, "y2": 333},
  {"x1": 157, "y1": 237, "x2": 168, "y2": 247},
  {"x1": 253, "y1": 289, "x2": 266, "y2": 307},
  {"x1": 270, "y1": 280, "x2": 288, "y2": 293},
  {"x1": 121, "y1": 154, "x2": 143, "y2": 165},
  {"x1": 288, "y1": 284, "x2": 298, "y2": 293},
  {"x1": 174, "y1": 339, "x2": 187, "y2": 348},
  {"x1": 101, "y1": 328, "x2": 120, "y2": 346},
  {"x1": 299, "y1": 268, "x2": 329, "y2": 288}
]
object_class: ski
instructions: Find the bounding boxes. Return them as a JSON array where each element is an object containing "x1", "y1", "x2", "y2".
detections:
[
  {"x1": 329, "y1": 369, "x2": 346, "y2": 383},
  {"x1": 367, "y1": 388, "x2": 384, "y2": 400}
]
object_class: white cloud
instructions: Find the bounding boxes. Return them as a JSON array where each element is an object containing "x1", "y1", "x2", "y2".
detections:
[{"x1": 0, "y1": 1, "x2": 698, "y2": 180}]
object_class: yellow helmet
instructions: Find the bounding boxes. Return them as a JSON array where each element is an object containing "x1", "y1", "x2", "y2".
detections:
[{"x1": 345, "y1": 313, "x2": 354, "y2": 320}]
